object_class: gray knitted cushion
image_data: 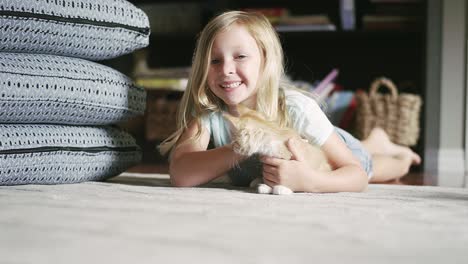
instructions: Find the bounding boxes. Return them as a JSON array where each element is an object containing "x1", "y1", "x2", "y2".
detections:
[
  {"x1": 0, "y1": 0, "x2": 150, "y2": 60},
  {"x1": 0, "y1": 52, "x2": 146, "y2": 125},
  {"x1": 0, "y1": 124, "x2": 142, "y2": 185}
]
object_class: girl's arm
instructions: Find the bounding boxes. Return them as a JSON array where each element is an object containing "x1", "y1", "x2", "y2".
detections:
[
  {"x1": 169, "y1": 120, "x2": 243, "y2": 187},
  {"x1": 261, "y1": 132, "x2": 368, "y2": 193},
  {"x1": 311, "y1": 132, "x2": 368, "y2": 192}
]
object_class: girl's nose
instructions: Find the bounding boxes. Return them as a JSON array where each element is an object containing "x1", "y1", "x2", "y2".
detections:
[{"x1": 221, "y1": 60, "x2": 235, "y2": 75}]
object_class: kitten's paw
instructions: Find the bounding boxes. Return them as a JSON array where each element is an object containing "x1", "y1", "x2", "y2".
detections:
[
  {"x1": 273, "y1": 185, "x2": 293, "y2": 195},
  {"x1": 257, "y1": 183, "x2": 273, "y2": 194}
]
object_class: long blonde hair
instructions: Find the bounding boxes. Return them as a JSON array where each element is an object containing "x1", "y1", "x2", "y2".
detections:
[{"x1": 159, "y1": 10, "x2": 290, "y2": 155}]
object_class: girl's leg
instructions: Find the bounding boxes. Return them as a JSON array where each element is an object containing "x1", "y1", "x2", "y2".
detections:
[
  {"x1": 369, "y1": 154, "x2": 412, "y2": 183},
  {"x1": 361, "y1": 127, "x2": 421, "y2": 163},
  {"x1": 361, "y1": 127, "x2": 421, "y2": 183}
]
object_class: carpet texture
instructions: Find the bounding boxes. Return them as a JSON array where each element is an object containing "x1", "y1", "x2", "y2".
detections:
[{"x1": 1, "y1": 172, "x2": 467, "y2": 264}]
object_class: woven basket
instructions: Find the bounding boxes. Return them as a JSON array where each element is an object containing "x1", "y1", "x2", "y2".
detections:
[{"x1": 354, "y1": 77, "x2": 422, "y2": 146}]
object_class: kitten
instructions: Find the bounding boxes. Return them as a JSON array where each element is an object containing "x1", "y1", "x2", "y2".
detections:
[{"x1": 223, "y1": 105, "x2": 331, "y2": 195}]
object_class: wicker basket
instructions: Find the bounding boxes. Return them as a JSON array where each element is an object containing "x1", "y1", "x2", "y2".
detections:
[{"x1": 354, "y1": 77, "x2": 422, "y2": 146}]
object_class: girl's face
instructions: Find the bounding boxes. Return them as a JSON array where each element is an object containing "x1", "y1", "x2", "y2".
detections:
[{"x1": 206, "y1": 24, "x2": 262, "y2": 113}]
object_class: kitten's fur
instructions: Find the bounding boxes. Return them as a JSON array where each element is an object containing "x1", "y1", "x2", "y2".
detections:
[{"x1": 224, "y1": 105, "x2": 331, "y2": 195}]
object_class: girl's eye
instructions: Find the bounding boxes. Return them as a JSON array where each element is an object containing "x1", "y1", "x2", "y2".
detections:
[
  {"x1": 237, "y1": 55, "x2": 247, "y2": 59},
  {"x1": 211, "y1": 59, "x2": 220, "y2": 65}
]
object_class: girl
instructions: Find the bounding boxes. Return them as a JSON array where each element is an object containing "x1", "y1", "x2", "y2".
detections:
[{"x1": 159, "y1": 11, "x2": 421, "y2": 192}]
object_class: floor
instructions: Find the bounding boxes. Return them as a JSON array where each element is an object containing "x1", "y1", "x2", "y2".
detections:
[
  {"x1": 3, "y1": 171, "x2": 468, "y2": 264},
  {"x1": 127, "y1": 162, "x2": 426, "y2": 186}
]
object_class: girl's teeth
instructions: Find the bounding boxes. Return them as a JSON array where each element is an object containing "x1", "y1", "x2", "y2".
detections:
[{"x1": 221, "y1": 82, "x2": 241, "y2": 88}]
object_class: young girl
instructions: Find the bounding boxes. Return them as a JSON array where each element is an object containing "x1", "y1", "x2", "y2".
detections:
[{"x1": 159, "y1": 10, "x2": 421, "y2": 192}]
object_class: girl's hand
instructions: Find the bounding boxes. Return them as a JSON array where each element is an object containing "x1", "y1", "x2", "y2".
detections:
[{"x1": 260, "y1": 138, "x2": 322, "y2": 192}]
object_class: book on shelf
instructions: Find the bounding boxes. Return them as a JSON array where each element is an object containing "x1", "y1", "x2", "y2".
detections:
[
  {"x1": 241, "y1": 7, "x2": 289, "y2": 25},
  {"x1": 135, "y1": 77, "x2": 188, "y2": 92},
  {"x1": 132, "y1": 49, "x2": 190, "y2": 91},
  {"x1": 241, "y1": 8, "x2": 336, "y2": 32},
  {"x1": 369, "y1": 0, "x2": 422, "y2": 3},
  {"x1": 134, "y1": 66, "x2": 191, "y2": 79},
  {"x1": 363, "y1": 0, "x2": 424, "y2": 30},
  {"x1": 275, "y1": 13, "x2": 336, "y2": 32},
  {"x1": 362, "y1": 15, "x2": 420, "y2": 30},
  {"x1": 278, "y1": 14, "x2": 331, "y2": 25},
  {"x1": 340, "y1": 0, "x2": 355, "y2": 30},
  {"x1": 275, "y1": 24, "x2": 336, "y2": 32}
]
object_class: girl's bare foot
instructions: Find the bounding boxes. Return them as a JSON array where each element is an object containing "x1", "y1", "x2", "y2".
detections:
[{"x1": 362, "y1": 127, "x2": 421, "y2": 165}]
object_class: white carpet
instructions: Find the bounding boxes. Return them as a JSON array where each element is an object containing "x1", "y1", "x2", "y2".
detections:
[{"x1": 1, "y1": 172, "x2": 467, "y2": 264}]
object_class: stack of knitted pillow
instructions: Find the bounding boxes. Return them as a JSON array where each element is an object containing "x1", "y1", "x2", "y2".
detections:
[{"x1": 0, "y1": 0, "x2": 150, "y2": 185}]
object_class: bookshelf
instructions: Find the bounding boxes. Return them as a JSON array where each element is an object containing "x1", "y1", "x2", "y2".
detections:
[
  {"x1": 108, "y1": 0, "x2": 427, "y2": 165},
  {"x1": 125, "y1": 0, "x2": 426, "y2": 91}
]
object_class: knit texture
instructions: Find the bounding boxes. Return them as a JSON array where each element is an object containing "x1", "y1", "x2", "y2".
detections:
[
  {"x1": 0, "y1": 0, "x2": 150, "y2": 60},
  {"x1": 0, "y1": 124, "x2": 141, "y2": 185},
  {"x1": 0, "y1": 52, "x2": 146, "y2": 125}
]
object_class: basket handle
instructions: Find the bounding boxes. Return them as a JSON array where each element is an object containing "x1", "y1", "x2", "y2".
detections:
[{"x1": 369, "y1": 77, "x2": 398, "y2": 100}]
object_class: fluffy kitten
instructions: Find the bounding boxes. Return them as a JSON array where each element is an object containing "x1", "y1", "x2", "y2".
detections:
[{"x1": 223, "y1": 105, "x2": 331, "y2": 195}]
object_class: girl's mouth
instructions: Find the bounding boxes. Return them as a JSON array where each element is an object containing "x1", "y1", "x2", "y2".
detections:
[{"x1": 220, "y1": 81, "x2": 242, "y2": 90}]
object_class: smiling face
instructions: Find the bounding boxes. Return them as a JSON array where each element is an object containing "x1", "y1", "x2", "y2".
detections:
[{"x1": 206, "y1": 23, "x2": 262, "y2": 113}]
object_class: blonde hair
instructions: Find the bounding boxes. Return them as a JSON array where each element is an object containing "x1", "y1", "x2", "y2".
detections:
[{"x1": 159, "y1": 10, "x2": 291, "y2": 155}]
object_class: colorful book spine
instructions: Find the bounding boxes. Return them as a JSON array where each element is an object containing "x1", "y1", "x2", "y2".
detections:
[{"x1": 340, "y1": 0, "x2": 356, "y2": 30}]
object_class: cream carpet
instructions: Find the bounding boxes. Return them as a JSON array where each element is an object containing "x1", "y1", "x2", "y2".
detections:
[{"x1": 1, "y1": 172, "x2": 467, "y2": 264}]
